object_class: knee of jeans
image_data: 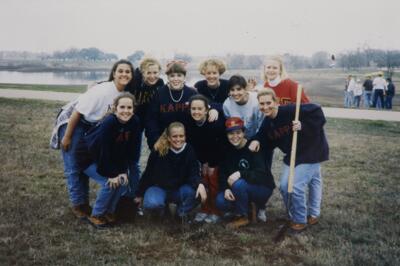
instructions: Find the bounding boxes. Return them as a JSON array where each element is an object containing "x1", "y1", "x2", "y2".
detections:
[
  {"x1": 215, "y1": 193, "x2": 228, "y2": 211},
  {"x1": 143, "y1": 197, "x2": 165, "y2": 210},
  {"x1": 179, "y1": 185, "x2": 195, "y2": 199},
  {"x1": 231, "y1": 179, "x2": 247, "y2": 193}
]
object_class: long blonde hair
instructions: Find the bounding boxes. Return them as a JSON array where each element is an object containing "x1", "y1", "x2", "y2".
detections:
[
  {"x1": 263, "y1": 55, "x2": 289, "y2": 81},
  {"x1": 154, "y1": 122, "x2": 185, "y2": 156}
]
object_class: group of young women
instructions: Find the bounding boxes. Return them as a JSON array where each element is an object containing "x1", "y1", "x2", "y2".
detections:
[{"x1": 52, "y1": 55, "x2": 329, "y2": 233}]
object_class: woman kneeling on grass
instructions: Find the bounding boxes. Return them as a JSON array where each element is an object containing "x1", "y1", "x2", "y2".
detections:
[
  {"x1": 134, "y1": 122, "x2": 207, "y2": 221},
  {"x1": 249, "y1": 89, "x2": 329, "y2": 234},
  {"x1": 216, "y1": 117, "x2": 275, "y2": 229},
  {"x1": 76, "y1": 93, "x2": 140, "y2": 228}
]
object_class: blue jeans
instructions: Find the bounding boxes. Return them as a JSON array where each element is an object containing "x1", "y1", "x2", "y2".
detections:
[
  {"x1": 364, "y1": 91, "x2": 372, "y2": 108},
  {"x1": 143, "y1": 185, "x2": 197, "y2": 217},
  {"x1": 344, "y1": 91, "x2": 353, "y2": 108},
  {"x1": 280, "y1": 163, "x2": 322, "y2": 224},
  {"x1": 372, "y1": 90, "x2": 384, "y2": 109},
  {"x1": 84, "y1": 164, "x2": 125, "y2": 216},
  {"x1": 385, "y1": 95, "x2": 393, "y2": 109},
  {"x1": 353, "y1": 95, "x2": 361, "y2": 108},
  {"x1": 216, "y1": 179, "x2": 273, "y2": 216},
  {"x1": 59, "y1": 122, "x2": 89, "y2": 206},
  {"x1": 123, "y1": 131, "x2": 143, "y2": 198}
]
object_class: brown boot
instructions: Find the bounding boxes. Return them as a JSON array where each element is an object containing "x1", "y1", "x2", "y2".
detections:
[
  {"x1": 288, "y1": 222, "x2": 307, "y2": 235},
  {"x1": 71, "y1": 204, "x2": 90, "y2": 219},
  {"x1": 88, "y1": 215, "x2": 109, "y2": 229},
  {"x1": 226, "y1": 216, "x2": 250, "y2": 229},
  {"x1": 104, "y1": 213, "x2": 117, "y2": 224},
  {"x1": 307, "y1": 215, "x2": 319, "y2": 225}
]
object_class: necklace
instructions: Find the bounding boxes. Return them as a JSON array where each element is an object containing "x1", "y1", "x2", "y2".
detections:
[
  {"x1": 168, "y1": 86, "x2": 184, "y2": 103},
  {"x1": 207, "y1": 82, "x2": 220, "y2": 100}
]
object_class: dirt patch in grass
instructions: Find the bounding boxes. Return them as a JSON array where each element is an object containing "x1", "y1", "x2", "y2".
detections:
[{"x1": 0, "y1": 98, "x2": 399, "y2": 265}]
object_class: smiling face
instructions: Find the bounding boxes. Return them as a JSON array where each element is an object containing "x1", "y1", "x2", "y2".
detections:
[
  {"x1": 113, "y1": 63, "x2": 133, "y2": 91},
  {"x1": 190, "y1": 99, "x2": 208, "y2": 123},
  {"x1": 142, "y1": 64, "x2": 161, "y2": 86},
  {"x1": 264, "y1": 59, "x2": 281, "y2": 81},
  {"x1": 168, "y1": 126, "x2": 186, "y2": 150},
  {"x1": 167, "y1": 72, "x2": 185, "y2": 90},
  {"x1": 115, "y1": 97, "x2": 134, "y2": 123},
  {"x1": 258, "y1": 94, "x2": 278, "y2": 118},
  {"x1": 227, "y1": 129, "x2": 245, "y2": 148},
  {"x1": 204, "y1": 65, "x2": 220, "y2": 87},
  {"x1": 229, "y1": 85, "x2": 248, "y2": 104}
]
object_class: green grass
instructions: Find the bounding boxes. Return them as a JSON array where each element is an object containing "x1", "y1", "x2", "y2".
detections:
[
  {"x1": 0, "y1": 83, "x2": 86, "y2": 93},
  {"x1": 0, "y1": 97, "x2": 399, "y2": 265}
]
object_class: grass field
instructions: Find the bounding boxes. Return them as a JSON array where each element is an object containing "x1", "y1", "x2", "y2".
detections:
[
  {"x1": 0, "y1": 98, "x2": 399, "y2": 265},
  {"x1": 0, "y1": 68, "x2": 399, "y2": 110}
]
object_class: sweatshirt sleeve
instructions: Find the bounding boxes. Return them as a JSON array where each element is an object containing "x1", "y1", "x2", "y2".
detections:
[
  {"x1": 299, "y1": 104, "x2": 326, "y2": 135},
  {"x1": 186, "y1": 147, "x2": 202, "y2": 189},
  {"x1": 137, "y1": 151, "x2": 157, "y2": 197},
  {"x1": 144, "y1": 90, "x2": 161, "y2": 149}
]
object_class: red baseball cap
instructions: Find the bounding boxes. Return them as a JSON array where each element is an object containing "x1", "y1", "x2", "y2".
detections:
[{"x1": 225, "y1": 117, "x2": 245, "y2": 132}]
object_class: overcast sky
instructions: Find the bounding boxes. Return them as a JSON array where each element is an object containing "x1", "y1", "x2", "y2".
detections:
[{"x1": 1, "y1": 0, "x2": 399, "y2": 58}]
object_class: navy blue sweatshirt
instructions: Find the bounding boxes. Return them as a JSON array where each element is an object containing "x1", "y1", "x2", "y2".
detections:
[
  {"x1": 184, "y1": 114, "x2": 228, "y2": 167},
  {"x1": 125, "y1": 69, "x2": 165, "y2": 127},
  {"x1": 137, "y1": 144, "x2": 202, "y2": 196},
  {"x1": 218, "y1": 141, "x2": 275, "y2": 191},
  {"x1": 145, "y1": 84, "x2": 197, "y2": 148},
  {"x1": 194, "y1": 79, "x2": 229, "y2": 112},
  {"x1": 77, "y1": 114, "x2": 140, "y2": 177},
  {"x1": 254, "y1": 104, "x2": 329, "y2": 166}
]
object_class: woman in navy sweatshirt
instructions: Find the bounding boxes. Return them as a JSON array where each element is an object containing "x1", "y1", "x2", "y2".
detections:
[
  {"x1": 185, "y1": 94, "x2": 227, "y2": 224},
  {"x1": 250, "y1": 88, "x2": 329, "y2": 233},
  {"x1": 76, "y1": 92, "x2": 140, "y2": 228},
  {"x1": 134, "y1": 122, "x2": 207, "y2": 220}
]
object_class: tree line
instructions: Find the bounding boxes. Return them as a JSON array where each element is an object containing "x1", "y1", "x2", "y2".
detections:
[{"x1": 1, "y1": 47, "x2": 399, "y2": 71}]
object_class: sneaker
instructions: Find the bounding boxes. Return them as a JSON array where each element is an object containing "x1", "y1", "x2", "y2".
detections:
[
  {"x1": 194, "y1": 212, "x2": 208, "y2": 223},
  {"x1": 226, "y1": 216, "x2": 250, "y2": 229},
  {"x1": 257, "y1": 209, "x2": 267, "y2": 222},
  {"x1": 88, "y1": 215, "x2": 109, "y2": 229},
  {"x1": 204, "y1": 214, "x2": 220, "y2": 224},
  {"x1": 104, "y1": 213, "x2": 117, "y2": 224},
  {"x1": 307, "y1": 215, "x2": 319, "y2": 225},
  {"x1": 288, "y1": 222, "x2": 307, "y2": 235},
  {"x1": 71, "y1": 204, "x2": 90, "y2": 219}
]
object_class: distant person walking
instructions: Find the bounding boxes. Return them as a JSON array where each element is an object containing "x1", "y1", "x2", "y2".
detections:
[
  {"x1": 385, "y1": 78, "x2": 395, "y2": 109},
  {"x1": 345, "y1": 75, "x2": 356, "y2": 108},
  {"x1": 362, "y1": 75, "x2": 373, "y2": 108},
  {"x1": 353, "y1": 78, "x2": 363, "y2": 108},
  {"x1": 372, "y1": 72, "x2": 386, "y2": 109}
]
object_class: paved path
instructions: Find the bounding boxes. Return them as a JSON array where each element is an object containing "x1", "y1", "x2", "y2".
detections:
[{"x1": 1, "y1": 88, "x2": 399, "y2": 122}]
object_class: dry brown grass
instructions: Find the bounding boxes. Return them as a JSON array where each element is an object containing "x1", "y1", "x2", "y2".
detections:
[{"x1": 0, "y1": 98, "x2": 399, "y2": 265}]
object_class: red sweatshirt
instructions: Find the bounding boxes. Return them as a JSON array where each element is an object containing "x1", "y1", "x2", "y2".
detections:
[{"x1": 264, "y1": 79, "x2": 310, "y2": 105}]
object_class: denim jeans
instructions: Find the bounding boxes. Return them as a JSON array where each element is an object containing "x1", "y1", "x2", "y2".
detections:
[
  {"x1": 280, "y1": 163, "x2": 322, "y2": 224},
  {"x1": 59, "y1": 122, "x2": 89, "y2": 206},
  {"x1": 143, "y1": 185, "x2": 197, "y2": 217},
  {"x1": 353, "y1": 95, "x2": 361, "y2": 108},
  {"x1": 123, "y1": 131, "x2": 143, "y2": 198},
  {"x1": 385, "y1": 95, "x2": 393, "y2": 109},
  {"x1": 372, "y1": 90, "x2": 384, "y2": 109},
  {"x1": 364, "y1": 91, "x2": 372, "y2": 108},
  {"x1": 344, "y1": 91, "x2": 353, "y2": 108},
  {"x1": 84, "y1": 163, "x2": 125, "y2": 216},
  {"x1": 216, "y1": 179, "x2": 273, "y2": 216}
]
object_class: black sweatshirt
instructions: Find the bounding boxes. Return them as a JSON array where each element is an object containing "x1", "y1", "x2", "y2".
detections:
[
  {"x1": 254, "y1": 103, "x2": 329, "y2": 166},
  {"x1": 76, "y1": 114, "x2": 140, "y2": 177},
  {"x1": 137, "y1": 144, "x2": 202, "y2": 196},
  {"x1": 125, "y1": 68, "x2": 165, "y2": 127},
  {"x1": 145, "y1": 84, "x2": 197, "y2": 148},
  {"x1": 184, "y1": 114, "x2": 228, "y2": 167},
  {"x1": 194, "y1": 79, "x2": 229, "y2": 112},
  {"x1": 218, "y1": 141, "x2": 275, "y2": 192}
]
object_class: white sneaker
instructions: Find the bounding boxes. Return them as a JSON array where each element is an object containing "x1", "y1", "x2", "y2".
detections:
[
  {"x1": 204, "y1": 214, "x2": 220, "y2": 224},
  {"x1": 194, "y1": 212, "x2": 208, "y2": 223},
  {"x1": 257, "y1": 209, "x2": 267, "y2": 222}
]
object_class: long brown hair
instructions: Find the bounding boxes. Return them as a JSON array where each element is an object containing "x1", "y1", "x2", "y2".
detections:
[{"x1": 154, "y1": 122, "x2": 185, "y2": 156}]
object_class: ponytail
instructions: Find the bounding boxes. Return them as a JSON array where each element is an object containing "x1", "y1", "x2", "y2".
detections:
[{"x1": 154, "y1": 122, "x2": 185, "y2": 157}]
